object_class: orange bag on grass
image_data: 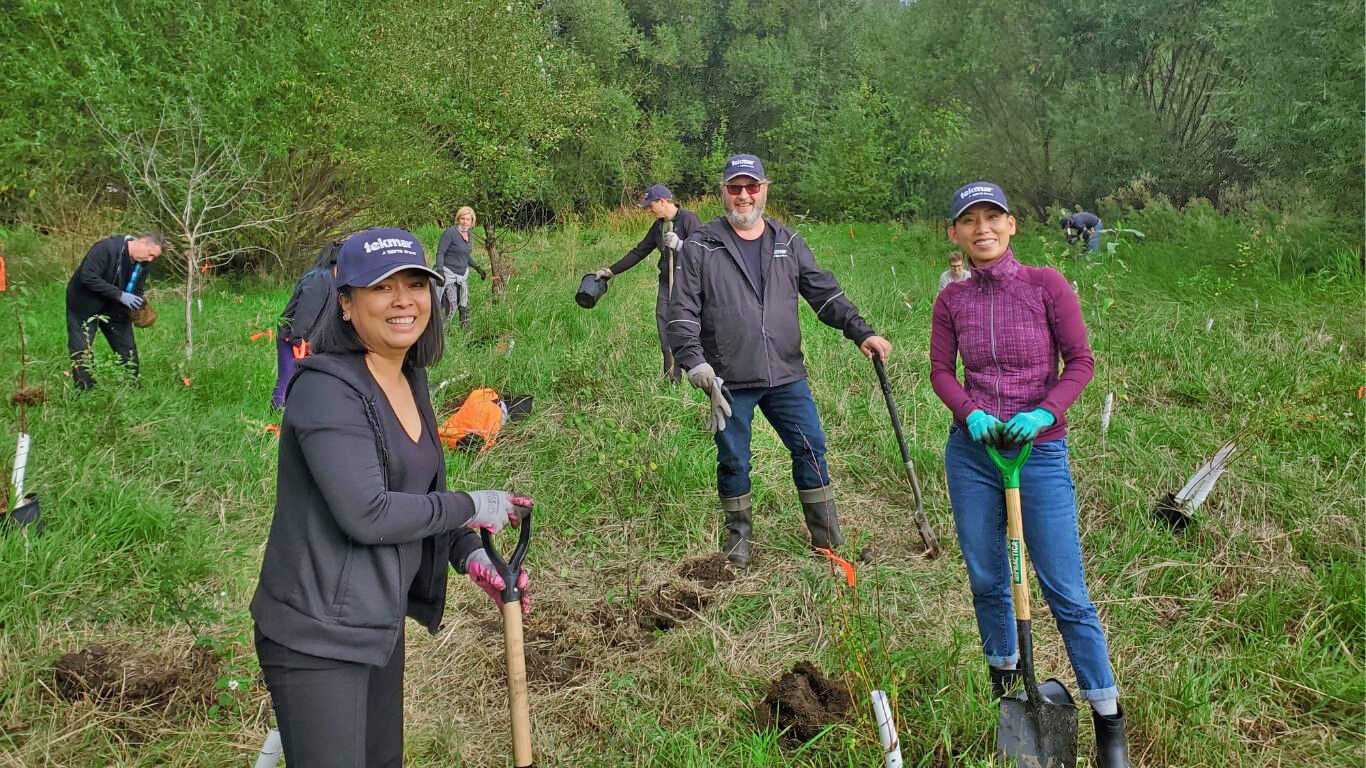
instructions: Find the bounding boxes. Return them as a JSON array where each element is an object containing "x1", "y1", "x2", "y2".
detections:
[{"x1": 439, "y1": 388, "x2": 505, "y2": 449}]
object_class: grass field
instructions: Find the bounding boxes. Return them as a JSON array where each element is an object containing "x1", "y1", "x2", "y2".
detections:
[{"x1": 0, "y1": 207, "x2": 1361, "y2": 767}]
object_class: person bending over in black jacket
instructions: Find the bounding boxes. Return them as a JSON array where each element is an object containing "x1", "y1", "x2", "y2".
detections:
[
  {"x1": 64, "y1": 233, "x2": 164, "y2": 389},
  {"x1": 271, "y1": 240, "x2": 341, "y2": 410},
  {"x1": 250, "y1": 228, "x2": 533, "y2": 767},
  {"x1": 592, "y1": 183, "x2": 702, "y2": 382}
]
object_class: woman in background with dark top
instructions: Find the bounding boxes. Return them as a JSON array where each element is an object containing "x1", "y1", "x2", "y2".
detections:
[
  {"x1": 434, "y1": 206, "x2": 486, "y2": 329},
  {"x1": 251, "y1": 228, "x2": 531, "y2": 766}
]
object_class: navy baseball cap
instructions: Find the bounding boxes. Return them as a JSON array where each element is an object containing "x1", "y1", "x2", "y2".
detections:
[
  {"x1": 948, "y1": 182, "x2": 1010, "y2": 221},
  {"x1": 336, "y1": 228, "x2": 444, "y2": 288},
  {"x1": 721, "y1": 154, "x2": 768, "y2": 183},
  {"x1": 640, "y1": 183, "x2": 673, "y2": 206}
]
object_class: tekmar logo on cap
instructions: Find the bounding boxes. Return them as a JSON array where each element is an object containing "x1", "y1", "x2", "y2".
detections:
[
  {"x1": 336, "y1": 228, "x2": 444, "y2": 289},
  {"x1": 948, "y1": 182, "x2": 1010, "y2": 221},
  {"x1": 722, "y1": 154, "x2": 769, "y2": 183},
  {"x1": 640, "y1": 183, "x2": 673, "y2": 207}
]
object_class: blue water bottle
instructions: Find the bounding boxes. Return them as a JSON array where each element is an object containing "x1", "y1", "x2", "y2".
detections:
[{"x1": 124, "y1": 263, "x2": 143, "y2": 293}]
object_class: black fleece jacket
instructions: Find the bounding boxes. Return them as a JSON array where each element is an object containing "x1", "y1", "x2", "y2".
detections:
[
  {"x1": 65, "y1": 235, "x2": 147, "y2": 322},
  {"x1": 250, "y1": 352, "x2": 482, "y2": 666}
]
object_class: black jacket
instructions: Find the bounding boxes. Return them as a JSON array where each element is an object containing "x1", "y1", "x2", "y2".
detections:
[
  {"x1": 279, "y1": 267, "x2": 335, "y2": 344},
  {"x1": 667, "y1": 217, "x2": 875, "y2": 390},
  {"x1": 250, "y1": 352, "x2": 482, "y2": 666},
  {"x1": 65, "y1": 235, "x2": 147, "y2": 322},
  {"x1": 609, "y1": 207, "x2": 703, "y2": 279}
]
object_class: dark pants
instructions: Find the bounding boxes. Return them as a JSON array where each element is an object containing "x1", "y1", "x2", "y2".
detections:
[
  {"x1": 66, "y1": 309, "x2": 138, "y2": 390},
  {"x1": 654, "y1": 279, "x2": 681, "y2": 382},
  {"x1": 714, "y1": 378, "x2": 830, "y2": 498},
  {"x1": 256, "y1": 627, "x2": 406, "y2": 767}
]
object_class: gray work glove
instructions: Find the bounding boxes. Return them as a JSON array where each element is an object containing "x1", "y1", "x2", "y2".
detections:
[
  {"x1": 118, "y1": 292, "x2": 145, "y2": 309},
  {"x1": 687, "y1": 364, "x2": 732, "y2": 433},
  {"x1": 463, "y1": 490, "x2": 531, "y2": 534},
  {"x1": 663, "y1": 231, "x2": 683, "y2": 251},
  {"x1": 706, "y1": 377, "x2": 732, "y2": 433},
  {"x1": 686, "y1": 363, "x2": 717, "y2": 392},
  {"x1": 594, "y1": 268, "x2": 613, "y2": 280}
]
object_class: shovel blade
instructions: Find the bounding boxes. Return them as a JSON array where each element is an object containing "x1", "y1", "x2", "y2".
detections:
[{"x1": 997, "y1": 679, "x2": 1078, "y2": 768}]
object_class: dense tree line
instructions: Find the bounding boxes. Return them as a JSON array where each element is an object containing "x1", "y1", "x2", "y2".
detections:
[{"x1": 1, "y1": 0, "x2": 1359, "y2": 266}]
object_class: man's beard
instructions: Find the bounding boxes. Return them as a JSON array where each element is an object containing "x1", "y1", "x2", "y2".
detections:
[{"x1": 724, "y1": 199, "x2": 765, "y2": 229}]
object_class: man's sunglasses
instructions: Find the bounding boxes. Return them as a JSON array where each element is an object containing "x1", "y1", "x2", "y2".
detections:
[{"x1": 723, "y1": 182, "x2": 765, "y2": 196}]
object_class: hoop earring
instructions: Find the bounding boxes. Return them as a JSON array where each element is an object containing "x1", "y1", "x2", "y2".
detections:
[{"x1": 342, "y1": 312, "x2": 351, "y2": 321}]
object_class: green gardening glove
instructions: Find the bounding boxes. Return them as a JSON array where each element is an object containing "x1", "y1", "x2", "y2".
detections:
[
  {"x1": 965, "y1": 410, "x2": 1005, "y2": 443},
  {"x1": 1002, "y1": 408, "x2": 1055, "y2": 443}
]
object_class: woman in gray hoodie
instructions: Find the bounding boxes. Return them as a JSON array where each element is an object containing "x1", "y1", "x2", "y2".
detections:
[{"x1": 251, "y1": 228, "x2": 530, "y2": 766}]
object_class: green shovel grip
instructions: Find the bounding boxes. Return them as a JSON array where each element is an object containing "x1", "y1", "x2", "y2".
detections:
[{"x1": 985, "y1": 442, "x2": 1033, "y2": 489}]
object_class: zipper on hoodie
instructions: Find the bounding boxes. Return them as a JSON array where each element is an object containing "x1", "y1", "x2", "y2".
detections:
[{"x1": 988, "y1": 281, "x2": 1002, "y2": 416}]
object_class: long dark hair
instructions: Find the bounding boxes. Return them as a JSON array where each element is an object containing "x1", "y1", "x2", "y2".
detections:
[{"x1": 310, "y1": 275, "x2": 445, "y2": 368}]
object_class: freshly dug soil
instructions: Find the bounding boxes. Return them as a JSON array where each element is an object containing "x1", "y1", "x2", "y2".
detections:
[
  {"x1": 753, "y1": 661, "x2": 853, "y2": 746},
  {"x1": 51, "y1": 643, "x2": 219, "y2": 715},
  {"x1": 678, "y1": 553, "x2": 736, "y2": 588}
]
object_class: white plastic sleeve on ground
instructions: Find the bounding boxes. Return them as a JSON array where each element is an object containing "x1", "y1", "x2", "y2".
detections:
[
  {"x1": 870, "y1": 690, "x2": 903, "y2": 768},
  {"x1": 11, "y1": 433, "x2": 30, "y2": 506},
  {"x1": 252, "y1": 728, "x2": 282, "y2": 768}
]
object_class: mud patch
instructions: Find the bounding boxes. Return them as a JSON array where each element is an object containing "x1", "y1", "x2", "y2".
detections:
[
  {"x1": 678, "y1": 553, "x2": 736, "y2": 588},
  {"x1": 51, "y1": 643, "x2": 219, "y2": 715},
  {"x1": 753, "y1": 661, "x2": 853, "y2": 746}
]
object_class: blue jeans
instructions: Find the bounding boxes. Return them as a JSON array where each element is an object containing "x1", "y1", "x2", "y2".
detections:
[
  {"x1": 1086, "y1": 223, "x2": 1102, "y2": 253},
  {"x1": 714, "y1": 378, "x2": 830, "y2": 498},
  {"x1": 944, "y1": 426, "x2": 1118, "y2": 701}
]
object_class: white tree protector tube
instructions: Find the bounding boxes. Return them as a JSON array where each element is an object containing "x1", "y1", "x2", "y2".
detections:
[
  {"x1": 252, "y1": 728, "x2": 282, "y2": 768},
  {"x1": 870, "y1": 690, "x2": 904, "y2": 768},
  {"x1": 1101, "y1": 392, "x2": 1114, "y2": 436},
  {"x1": 1176, "y1": 442, "x2": 1237, "y2": 511},
  {"x1": 11, "y1": 433, "x2": 30, "y2": 507}
]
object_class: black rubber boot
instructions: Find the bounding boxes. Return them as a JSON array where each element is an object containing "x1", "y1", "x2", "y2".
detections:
[
  {"x1": 1092, "y1": 706, "x2": 1131, "y2": 768},
  {"x1": 799, "y1": 485, "x2": 844, "y2": 550},
  {"x1": 990, "y1": 666, "x2": 1021, "y2": 699},
  {"x1": 721, "y1": 493, "x2": 752, "y2": 567},
  {"x1": 458, "y1": 306, "x2": 470, "y2": 329}
]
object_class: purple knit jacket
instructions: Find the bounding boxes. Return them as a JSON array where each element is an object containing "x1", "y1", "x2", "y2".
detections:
[{"x1": 930, "y1": 249, "x2": 1094, "y2": 443}]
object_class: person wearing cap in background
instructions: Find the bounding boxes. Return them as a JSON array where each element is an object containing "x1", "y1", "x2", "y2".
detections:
[
  {"x1": 938, "y1": 250, "x2": 971, "y2": 292},
  {"x1": 434, "y1": 206, "x2": 487, "y2": 330},
  {"x1": 251, "y1": 227, "x2": 534, "y2": 766},
  {"x1": 667, "y1": 154, "x2": 892, "y2": 567},
  {"x1": 1060, "y1": 209, "x2": 1103, "y2": 254},
  {"x1": 271, "y1": 239, "x2": 342, "y2": 410},
  {"x1": 931, "y1": 183, "x2": 1130, "y2": 767},
  {"x1": 64, "y1": 232, "x2": 164, "y2": 390},
  {"x1": 592, "y1": 183, "x2": 701, "y2": 382}
]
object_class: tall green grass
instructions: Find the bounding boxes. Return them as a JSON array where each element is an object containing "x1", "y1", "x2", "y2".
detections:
[{"x1": 0, "y1": 212, "x2": 1360, "y2": 766}]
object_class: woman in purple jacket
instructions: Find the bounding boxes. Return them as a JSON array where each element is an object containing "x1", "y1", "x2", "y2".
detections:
[{"x1": 930, "y1": 182, "x2": 1129, "y2": 767}]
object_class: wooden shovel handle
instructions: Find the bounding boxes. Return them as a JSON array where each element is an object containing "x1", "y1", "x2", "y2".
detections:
[
  {"x1": 1005, "y1": 487, "x2": 1031, "y2": 621},
  {"x1": 501, "y1": 601, "x2": 534, "y2": 767}
]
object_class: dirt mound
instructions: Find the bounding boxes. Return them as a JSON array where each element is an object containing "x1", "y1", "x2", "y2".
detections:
[
  {"x1": 51, "y1": 643, "x2": 219, "y2": 715},
  {"x1": 754, "y1": 661, "x2": 853, "y2": 746},
  {"x1": 636, "y1": 584, "x2": 711, "y2": 632},
  {"x1": 521, "y1": 619, "x2": 590, "y2": 684},
  {"x1": 678, "y1": 553, "x2": 736, "y2": 588}
]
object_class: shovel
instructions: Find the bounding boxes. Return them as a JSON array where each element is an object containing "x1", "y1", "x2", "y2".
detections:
[
  {"x1": 480, "y1": 508, "x2": 534, "y2": 768},
  {"x1": 986, "y1": 441, "x2": 1078, "y2": 768},
  {"x1": 871, "y1": 357, "x2": 940, "y2": 557}
]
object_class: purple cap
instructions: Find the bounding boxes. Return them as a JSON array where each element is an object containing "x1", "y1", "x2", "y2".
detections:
[
  {"x1": 948, "y1": 182, "x2": 1010, "y2": 220},
  {"x1": 721, "y1": 154, "x2": 768, "y2": 183},
  {"x1": 336, "y1": 228, "x2": 443, "y2": 288},
  {"x1": 640, "y1": 183, "x2": 673, "y2": 206}
]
